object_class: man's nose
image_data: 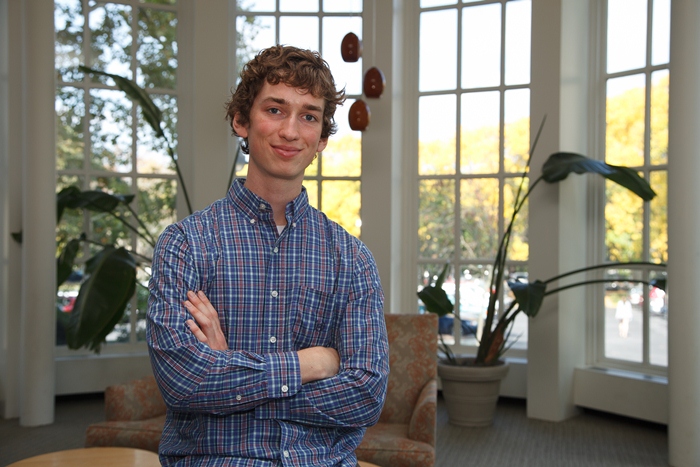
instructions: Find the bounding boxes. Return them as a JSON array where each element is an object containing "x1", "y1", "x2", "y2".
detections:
[{"x1": 279, "y1": 117, "x2": 300, "y2": 140}]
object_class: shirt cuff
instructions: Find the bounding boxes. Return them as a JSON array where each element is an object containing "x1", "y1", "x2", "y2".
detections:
[{"x1": 265, "y1": 351, "x2": 301, "y2": 399}]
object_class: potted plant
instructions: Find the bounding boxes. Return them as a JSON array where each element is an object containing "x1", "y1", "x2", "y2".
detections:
[
  {"x1": 13, "y1": 66, "x2": 244, "y2": 352},
  {"x1": 418, "y1": 122, "x2": 664, "y2": 426}
]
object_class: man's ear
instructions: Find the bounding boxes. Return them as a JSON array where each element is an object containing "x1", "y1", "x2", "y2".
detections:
[
  {"x1": 232, "y1": 113, "x2": 249, "y2": 138},
  {"x1": 316, "y1": 137, "x2": 328, "y2": 153}
]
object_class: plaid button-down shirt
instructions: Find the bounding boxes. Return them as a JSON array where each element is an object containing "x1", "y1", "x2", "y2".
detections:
[{"x1": 147, "y1": 179, "x2": 389, "y2": 467}]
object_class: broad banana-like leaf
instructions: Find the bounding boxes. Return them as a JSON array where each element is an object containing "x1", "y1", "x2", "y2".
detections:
[
  {"x1": 507, "y1": 279, "x2": 547, "y2": 318},
  {"x1": 542, "y1": 152, "x2": 656, "y2": 201},
  {"x1": 60, "y1": 188, "x2": 135, "y2": 213},
  {"x1": 417, "y1": 285, "x2": 454, "y2": 317},
  {"x1": 79, "y1": 65, "x2": 164, "y2": 139},
  {"x1": 57, "y1": 186, "x2": 81, "y2": 223},
  {"x1": 65, "y1": 246, "x2": 137, "y2": 352},
  {"x1": 56, "y1": 238, "x2": 81, "y2": 288},
  {"x1": 417, "y1": 264, "x2": 454, "y2": 317}
]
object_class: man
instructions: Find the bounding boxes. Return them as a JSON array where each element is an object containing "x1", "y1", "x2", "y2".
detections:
[{"x1": 147, "y1": 45, "x2": 389, "y2": 467}]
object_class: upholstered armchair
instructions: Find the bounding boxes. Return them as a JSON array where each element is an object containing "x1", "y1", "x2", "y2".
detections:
[
  {"x1": 356, "y1": 313, "x2": 438, "y2": 467},
  {"x1": 84, "y1": 375, "x2": 166, "y2": 453}
]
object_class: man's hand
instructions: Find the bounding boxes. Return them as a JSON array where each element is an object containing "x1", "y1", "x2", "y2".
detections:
[
  {"x1": 184, "y1": 290, "x2": 229, "y2": 350},
  {"x1": 297, "y1": 346, "x2": 340, "y2": 384}
]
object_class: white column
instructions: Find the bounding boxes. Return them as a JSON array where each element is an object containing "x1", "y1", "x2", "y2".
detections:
[
  {"x1": 19, "y1": 0, "x2": 56, "y2": 426},
  {"x1": 668, "y1": 1, "x2": 700, "y2": 465},
  {"x1": 361, "y1": 0, "x2": 396, "y2": 311},
  {"x1": 527, "y1": 0, "x2": 588, "y2": 421}
]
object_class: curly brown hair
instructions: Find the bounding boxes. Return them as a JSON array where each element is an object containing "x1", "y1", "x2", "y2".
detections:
[{"x1": 226, "y1": 45, "x2": 346, "y2": 154}]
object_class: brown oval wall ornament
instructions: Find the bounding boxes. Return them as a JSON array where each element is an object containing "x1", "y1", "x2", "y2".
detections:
[
  {"x1": 349, "y1": 99, "x2": 370, "y2": 131},
  {"x1": 341, "y1": 32, "x2": 362, "y2": 62},
  {"x1": 363, "y1": 66, "x2": 385, "y2": 98}
]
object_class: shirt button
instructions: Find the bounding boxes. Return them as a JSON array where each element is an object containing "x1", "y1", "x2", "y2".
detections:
[
  {"x1": 292, "y1": 222, "x2": 297, "y2": 228},
  {"x1": 273, "y1": 247, "x2": 279, "y2": 253},
  {"x1": 271, "y1": 290, "x2": 278, "y2": 298},
  {"x1": 236, "y1": 394, "x2": 242, "y2": 401},
  {"x1": 249, "y1": 218, "x2": 256, "y2": 224},
  {"x1": 281, "y1": 385, "x2": 289, "y2": 393},
  {"x1": 283, "y1": 450, "x2": 290, "y2": 458},
  {"x1": 269, "y1": 336, "x2": 277, "y2": 343},
  {"x1": 259, "y1": 203, "x2": 266, "y2": 210}
]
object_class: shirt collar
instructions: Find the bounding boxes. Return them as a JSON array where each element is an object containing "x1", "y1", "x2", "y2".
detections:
[{"x1": 228, "y1": 178, "x2": 310, "y2": 225}]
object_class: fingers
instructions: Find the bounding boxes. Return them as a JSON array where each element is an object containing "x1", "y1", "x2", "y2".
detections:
[{"x1": 183, "y1": 290, "x2": 229, "y2": 351}]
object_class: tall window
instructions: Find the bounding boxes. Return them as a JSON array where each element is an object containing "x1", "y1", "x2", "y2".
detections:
[
  {"x1": 416, "y1": 0, "x2": 531, "y2": 351},
  {"x1": 54, "y1": 0, "x2": 179, "y2": 349},
  {"x1": 598, "y1": 0, "x2": 669, "y2": 372},
  {"x1": 234, "y1": 0, "x2": 364, "y2": 237}
]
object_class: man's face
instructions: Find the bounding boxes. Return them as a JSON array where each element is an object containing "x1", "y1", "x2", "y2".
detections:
[{"x1": 233, "y1": 81, "x2": 328, "y2": 187}]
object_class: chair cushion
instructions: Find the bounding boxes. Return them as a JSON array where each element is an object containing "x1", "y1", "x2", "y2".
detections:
[
  {"x1": 105, "y1": 375, "x2": 166, "y2": 422},
  {"x1": 84, "y1": 414, "x2": 166, "y2": 453},
  {"x1": 356, "y1": 422, "x2": 435, "y2": 467}
]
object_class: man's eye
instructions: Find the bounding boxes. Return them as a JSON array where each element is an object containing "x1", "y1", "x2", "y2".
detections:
[
  {"x1": 304, "y1": 115, "x2": 318, "y2": 122},
  {"x1": 268, "y1": 108, "x2": 280, "y2": 114}
]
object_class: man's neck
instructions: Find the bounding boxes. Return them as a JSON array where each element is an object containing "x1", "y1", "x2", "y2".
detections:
[{"x1": 243, "y1": 175, "x2": 300, "y2": 226}]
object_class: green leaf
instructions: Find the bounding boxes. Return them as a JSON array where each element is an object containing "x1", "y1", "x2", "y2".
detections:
[
  {"x1": 650, "y1": 278, "x2": 667, "y2": 292},
  {"x1": 57, "y1": 186, "x2": 81, "y2": 223},
  {"x1": 79, "y1": 65, "x2": 165, "y2": 139},
  {"x1": 56, "y1": 238, "x2": 81, "y2": 289},
  {"x1": 507, "y1": 280, "x2": 547, "y2": 318},
  {"x1": 417, "y1": 285, "x2": 454, "y2": 317},
  {"x1": 542, "y1": 152, "x2": 656, "y2": 201},
  {"x1": 65, "y1": 246, "x2": 137, "y2": 352}
]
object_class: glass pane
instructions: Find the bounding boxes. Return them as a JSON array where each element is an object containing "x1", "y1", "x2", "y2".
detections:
[
  {"x1": 280, "y1": 16, "x2": 319, "y2": 52},
  {"x1": 649, "y1": 170, "x2": 667, "y2": 263},
  {"x1": 605, "y1": 270, "x2": 643, "y2": 362},
  {"x1": 137, "y1": 94, "x2": 177, "y2": 174},
  {"x1": 606, "y1": 74, "x2": 645, "y2": 167},
  {"x1": 505, "y1": 177, "x2": 528, "y2": 261},
  {"x1": 137, "y1": 177, "x2": 176, "y2": 258},
  {"x1": 107, "y1": 306, "x2": 131, "y2": 343},
  {"x1": 55, "y1": 0, "x2": 84, "y2": 82},
  {"x1": 135, "y1": 269, "x2": 151, "y2": 342},
  {"x1": 304, "y1": 179, "x2": 319, "y2": 209},
  {"x1": 321, "y1": 180, "x2": 361, "y2": 237},
  {"x1": 419, "y1": 179, "x2": 455, "y2": 259},
  {"x1": 56, "y1": 86, "x2": 85, "y2": 171},
  {"x1": 504, "y1": 89, "x2": 530, "y2": 173},
  {"x1": 649, "y1": 269, "x2": 668, "y2": 366},
  {"x1": 322, "y1": 111, "x2": 361, "y2": 178},
  {"x1": 236, "y1": 16, "x2": 276, "y2": 79},
  {"x1": 418, "y1": 264, "x2": 456, "y2": 346},
  {"x1": 650, "y1": 70, "x2": 669, "y2": 166},
  {"x1": 419, "y1": 95, "x2": 456, "y2": 175},
  {"x1": 89, "y1": 176, "x2": 133, "y2": 252},
  {"x1": 460, "y1": 178, "x2": 498, "y2": 259},
  {"x1": 462, "y1": 3, "x2": 501, "y2": 89},
  {"x1": 606, "y1": 179, "x2": 643, "y2": 262},
  {"x1": 458, "y1": 265, "x2": 491, "y2": 346},
  {"x1": 89, "y1": 3, "x2": 132, "y2": 80},
  {"x1": 505, "y1": 0, "x2": 531, "y2": 86},
  {"x1": 137, "y1": 7, "x2": 178, "y2": 89},
  {"x1": 234, "y1": 148, "x2": 250, "y2": 178},
  {"x1": 323, "y1": 0, "x2": 362, "y2": 13},
  {"x1": 90, "y1": 88, "x2": 133, "y2": 172},
  {"x1": 280, "y1": 0, "x2": 318, "y2": 12},
  {"x1": 420, "y1": 9, "x2": 457, "y2": 92},
  {"x1": 322, "y1": 17, "x2": 362, "y2": 95},
  {"x1": 460, "y1": 91, "x2": 499, "y2": 174},
  {"x1": 651, "y1": 0, "x2": 670, "y2": 66},
  {"x1": 238, "y1": 0, "x2": 276, "y2": 12},
  {"x1": 607, "y1": 0, "x2": 647, "y2": 74}
]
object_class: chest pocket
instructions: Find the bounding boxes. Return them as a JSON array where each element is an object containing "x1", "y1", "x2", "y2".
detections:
[{"x1": 293, "y1": 287, "x2": 346, "y2": 349}]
